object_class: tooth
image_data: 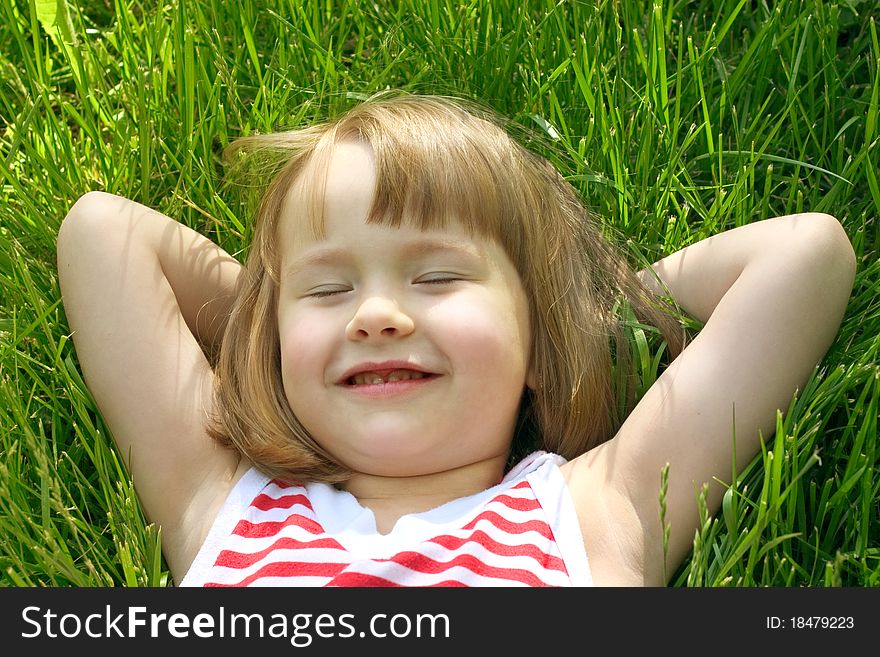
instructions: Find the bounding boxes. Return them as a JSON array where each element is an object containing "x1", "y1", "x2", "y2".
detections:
[
  {"x1": 388, "y1": 370, "x2": 422, "y2": 382},
  {"x1": 350, "y1": 369, "x2": 429, "y2": 385}
]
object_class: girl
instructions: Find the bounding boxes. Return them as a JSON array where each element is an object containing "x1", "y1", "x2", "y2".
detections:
[{"x1": 56, "y1": 93, "x2": 855, "y2": 586}]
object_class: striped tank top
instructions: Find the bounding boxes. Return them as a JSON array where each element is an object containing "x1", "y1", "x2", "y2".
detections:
[{"x1": 180, "y1": 451, "x2": 592, "y2": 587}]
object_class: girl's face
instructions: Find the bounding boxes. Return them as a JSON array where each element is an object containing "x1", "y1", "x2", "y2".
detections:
[{"x1": 276, "y1": 140, "x2": 533, "y2": 478}]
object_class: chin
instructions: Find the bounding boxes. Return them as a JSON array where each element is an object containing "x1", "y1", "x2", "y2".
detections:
[{"x1": 344, "y1": 439, "x2": 451, "y2": 477}]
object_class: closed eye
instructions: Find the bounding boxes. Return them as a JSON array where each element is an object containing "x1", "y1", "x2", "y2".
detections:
[
  {"x1": 305, "y1": 286, "x2": 351, "y2": 298},
  {"x1": 415, "y1": 273, "x2": 463, "y2": 285}
]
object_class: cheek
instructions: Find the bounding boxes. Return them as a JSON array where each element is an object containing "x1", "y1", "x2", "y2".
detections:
[
  {"x1": 431, "y1": 295, "x2": 530, "y2": 379},
  {"x1": 278, "y1": 313, "x2": 329, "y2": 392}
]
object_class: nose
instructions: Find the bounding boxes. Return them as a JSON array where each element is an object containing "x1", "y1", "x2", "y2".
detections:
[{"x1": 345, "y1": 296, "x2": 415, "y2": 341}]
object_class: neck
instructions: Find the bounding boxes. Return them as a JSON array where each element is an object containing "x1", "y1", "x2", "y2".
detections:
[{"x1": 339, "y1": 455, "x2": 508, "y2": 533}]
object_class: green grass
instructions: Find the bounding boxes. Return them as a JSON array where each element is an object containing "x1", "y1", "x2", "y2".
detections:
[{"x1": 0, "y1": 0, "x2": 877, "y2": 587}]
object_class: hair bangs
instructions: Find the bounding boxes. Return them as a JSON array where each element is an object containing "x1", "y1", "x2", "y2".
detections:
[
  {"x1": 340, "y1": 97, "x2": 523, "y2": 241},
  {"x1": 280, "y1": 96, "x2": 525, "y2": 250},
  {"x1": 368, "y1": 131, "x2": 510, "y2": 241}
]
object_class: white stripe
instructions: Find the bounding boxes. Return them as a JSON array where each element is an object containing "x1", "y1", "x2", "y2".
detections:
[
  {"x1": 330, "y1": 560, "x2": 536, "y2": 587},
  {"x1": 400, "y1": 538, "x2": 571, "y2": 586}
]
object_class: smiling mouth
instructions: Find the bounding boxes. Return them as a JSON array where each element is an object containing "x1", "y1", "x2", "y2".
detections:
[{"x1": 345, "y1": 369, "x2": 434, "y2": 386}]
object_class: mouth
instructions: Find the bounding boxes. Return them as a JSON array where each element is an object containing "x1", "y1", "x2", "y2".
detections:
[
  {"x1": 338, "y1": 363, "x2": 439, "y2": 387},
  {"x1": 346, "y1": 369, "x2": 434, "y2": 386}
]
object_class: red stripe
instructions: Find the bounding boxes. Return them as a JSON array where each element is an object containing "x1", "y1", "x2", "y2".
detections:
[
  {"x1": 329, "y1": 571, "x2": 467, "y2": 587},
  {"x1": 250, "y1": 492, "x2": 313, "y2": 511},
  {"x1": 206, "y1": 560, "x2": 349, "y2": 587},
  {"x1": 463, "y1": 510, "x2": 554, "y2": 539},
  {"x1": 214, "y1": 536, "x2": 348, "y2": 569},
  {"x1": 328, "y1": 572, "x2": 404, "y2": 587},
  {"x1": 489, "y1": 493, "x2": 542, "y2": 512},
  {"x1": 233, "y1": 513, "x2": 324, "y2": 538},
  {"x1": 429, "y1": 530, "x2": 566, "y2": 572},
  {"x1": 366, "y1": 551, "x2": 555, "y2": 586}
]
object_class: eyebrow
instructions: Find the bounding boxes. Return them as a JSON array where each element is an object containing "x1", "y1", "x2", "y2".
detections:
[{"x1": 283, "y1": 236, "x2": 486, "y2": 278}]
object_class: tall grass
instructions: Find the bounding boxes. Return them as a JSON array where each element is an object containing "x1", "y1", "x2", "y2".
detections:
[{"x1": 0, "y1": 0, "x2": 877, "y2": 586}]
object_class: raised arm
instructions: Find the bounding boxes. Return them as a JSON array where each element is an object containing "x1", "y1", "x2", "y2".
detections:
[
  {"x1": 56, "y1": 191, "x2": 246, "y2": 580},
  {"x1": 564, "y1": 212, "x2": 856, "y2": 585}
]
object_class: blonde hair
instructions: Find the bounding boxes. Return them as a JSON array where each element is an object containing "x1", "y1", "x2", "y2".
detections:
[{"x1": 208, "y1": 91, "x2": 685, "y2": 483}]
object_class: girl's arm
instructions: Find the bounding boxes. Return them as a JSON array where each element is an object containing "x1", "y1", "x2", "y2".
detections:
[
  {"x1": 56, "y1": 191, "x2": 246, "y2": 580},
  {"x1": 564, "y1": 213, "x2": 856, "y2": 585}
]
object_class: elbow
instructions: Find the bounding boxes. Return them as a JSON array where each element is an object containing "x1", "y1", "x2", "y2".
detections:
[
  {"x1": 58, "y1": 190, "x2": 126, "y2": 235},
  {"x1": 59, "y1": 191, "x2": 102, "y2": 237},
  {"x1": 59, "y1": 191, "x2": 116, "y2": 231},
  {"x1": 57, "y1": 191, "x2": 120, "y2": 267},
  {"x1": 794, "y1": 212, "x2": 857, "y2": 297}
]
